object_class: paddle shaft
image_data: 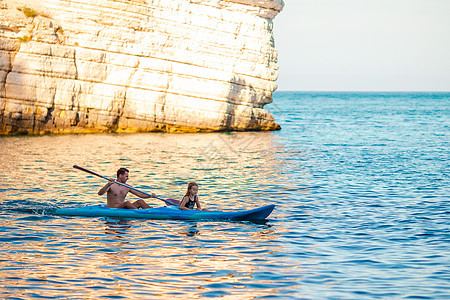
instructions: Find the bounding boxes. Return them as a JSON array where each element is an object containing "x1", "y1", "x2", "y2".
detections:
[{"x1": 73, "y1": 165, "x2": 169, "y2": 203}]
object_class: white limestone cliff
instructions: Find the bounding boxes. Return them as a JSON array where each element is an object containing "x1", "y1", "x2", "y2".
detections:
[{"x1": 0, "y1": 0, "x2": 283, "y2": 134}]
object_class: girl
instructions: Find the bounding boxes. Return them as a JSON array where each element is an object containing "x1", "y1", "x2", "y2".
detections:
[{"x1": 179, "y1": 182, "x2": 207, "y2": 210}]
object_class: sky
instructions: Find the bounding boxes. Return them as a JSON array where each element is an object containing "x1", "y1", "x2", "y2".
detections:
[{"x1": 273, "y1": 0, "x2": 450, "y2": 91}]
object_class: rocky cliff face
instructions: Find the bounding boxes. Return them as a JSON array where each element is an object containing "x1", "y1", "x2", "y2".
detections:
[{"x1": 0, "y1": 0, "x2": 283, "y2": 134}]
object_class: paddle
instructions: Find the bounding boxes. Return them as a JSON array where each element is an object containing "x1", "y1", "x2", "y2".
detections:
[{"x1": 73, "y1": 165, "x2": 180, "y2": 206}]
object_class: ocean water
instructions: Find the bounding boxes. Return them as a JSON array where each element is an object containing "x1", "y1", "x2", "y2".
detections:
[{"x1": 0, "y1": 91, "x2": 449, "y2": 299}]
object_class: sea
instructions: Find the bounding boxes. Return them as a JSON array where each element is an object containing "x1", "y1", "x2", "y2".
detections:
[{"x1": 0, "y1": 91, "x2": 449, "y2": 299}]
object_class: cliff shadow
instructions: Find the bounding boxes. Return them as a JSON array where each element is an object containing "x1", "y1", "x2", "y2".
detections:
[{"x1": 222, "y1": 75, "x2": 262, "y2": 131}]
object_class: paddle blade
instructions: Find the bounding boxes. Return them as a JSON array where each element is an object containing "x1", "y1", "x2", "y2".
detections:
[{"x1": 163, "y1": 198, "x2": 181, "y2": 206}]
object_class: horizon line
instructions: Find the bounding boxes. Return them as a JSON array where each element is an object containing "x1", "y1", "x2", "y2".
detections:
[{"x1": 274, "y1": 90, "x2": 450, "y2": 93}]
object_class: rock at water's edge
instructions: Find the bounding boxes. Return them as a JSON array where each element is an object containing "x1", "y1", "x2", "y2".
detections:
[{"x1": 0, "y1": 0, "x2": 283, "y2": 134}]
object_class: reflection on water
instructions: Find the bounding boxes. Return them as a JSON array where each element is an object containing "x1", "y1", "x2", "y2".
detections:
[
  {"x1": 0, "y1": 213, "x2": 283, "y2": 299},
  {"x1": 0, "y1": 132, "x2": 297, "y2": 299},
  {"x1": 179, "y1": 222, "x2": 200, "y2": 237}
]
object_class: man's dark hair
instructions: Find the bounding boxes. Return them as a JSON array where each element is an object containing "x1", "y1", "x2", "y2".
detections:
[{"x1": 117, "y1": 168, "x2": 129, "y2": 177}]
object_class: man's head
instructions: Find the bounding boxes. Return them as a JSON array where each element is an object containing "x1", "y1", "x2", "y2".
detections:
[{"x1": 117, "y1": 168, "x2": 129, "y2": 183}]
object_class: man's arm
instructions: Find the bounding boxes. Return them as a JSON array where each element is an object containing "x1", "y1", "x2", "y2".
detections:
[
  {"x1": 98, "y1": 178, "x2": 115, "y2": 195},
  {"x1": 129, "y1": 189, "x2": 156, "y2": 199}
]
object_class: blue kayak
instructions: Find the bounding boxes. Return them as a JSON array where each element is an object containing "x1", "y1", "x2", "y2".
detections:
[{"x1": 54, "y1": 204, "x2": 275, "y2": 221}]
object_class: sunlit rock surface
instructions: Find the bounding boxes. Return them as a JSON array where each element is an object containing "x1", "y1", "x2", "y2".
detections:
[{"x1": 0, "y1": 0, "x2": 283, "y2": 134}]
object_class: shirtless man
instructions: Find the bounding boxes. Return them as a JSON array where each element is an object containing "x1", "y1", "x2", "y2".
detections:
[{"x1": 98, "y1": 167, "x2": 156, "y2": 209}]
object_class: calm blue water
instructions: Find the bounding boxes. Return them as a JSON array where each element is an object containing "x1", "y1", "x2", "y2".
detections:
[{"x1": 0, "y1": 92, "x2": 449, "y2": 299}]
